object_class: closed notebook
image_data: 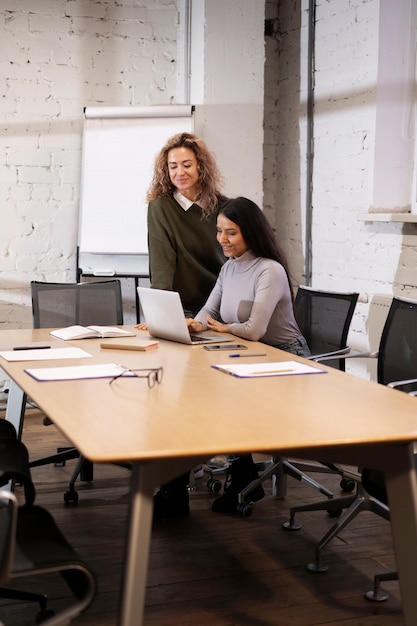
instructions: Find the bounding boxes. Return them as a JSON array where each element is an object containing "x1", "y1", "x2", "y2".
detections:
[{"x1": 100, "y1": 339, "x2": 158, "y2": 351}]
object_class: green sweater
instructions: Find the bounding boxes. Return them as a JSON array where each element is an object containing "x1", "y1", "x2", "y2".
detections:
[{"x1": 147, "y1": 195, "x2": 225, "y2": 315}]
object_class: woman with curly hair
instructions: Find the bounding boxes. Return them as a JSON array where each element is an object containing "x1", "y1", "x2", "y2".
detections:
[
  {"x1": 145, "y1": 133, "x2": 227, "y2": 519},
  {"x1": 146, "y1": 132, "x2": 227, "y2": 317}
]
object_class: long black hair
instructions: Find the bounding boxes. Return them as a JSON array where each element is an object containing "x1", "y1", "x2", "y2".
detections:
[{"x1": 219, "y1": 197, "x2": 294, "y2": 300}]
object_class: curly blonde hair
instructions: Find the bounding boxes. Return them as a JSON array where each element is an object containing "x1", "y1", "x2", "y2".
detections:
[{"x1": 146, "y1": 132, "x2": 226, "y2": 218}]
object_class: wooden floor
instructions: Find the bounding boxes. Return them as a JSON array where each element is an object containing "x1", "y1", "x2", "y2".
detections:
[{"x1": 0, "y1": 408, "x2": 404, "y2": 626}]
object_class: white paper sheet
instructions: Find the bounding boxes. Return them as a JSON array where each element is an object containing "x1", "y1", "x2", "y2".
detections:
[
  {"x1": 211, "y1": 360, "x2": 326, "y2": 378},
  {"x1": 0, "y1": 347, "x2": 92, "y2": 362},
  {"x1": 25, "y1": 363, "x2": 133, "y2": 382}
]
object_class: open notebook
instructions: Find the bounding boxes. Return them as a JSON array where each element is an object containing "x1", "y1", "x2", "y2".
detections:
[{"x1": 137, "y1": 287, "x2": 233, "y2": 345}]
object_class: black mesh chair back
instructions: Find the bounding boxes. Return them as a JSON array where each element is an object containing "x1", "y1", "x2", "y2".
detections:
[
  {"x1": 377, "y1": 296, "x2": 417, "y2": 388},
  {"x1": 0, "y1": 431, "x2": 96, "y2": 622},
  {"x1": 31, "y1": 280, "x2": 123, "y2": 329},
  {"x1": 285, "y1": 295, "x2": 417, "y2": 582},
  {"x1": 294, "y1": 286, "x2": 359, "y2": 370},
  {"x1": 29, "y1": 279, "x2": 125, "y2": 503}
]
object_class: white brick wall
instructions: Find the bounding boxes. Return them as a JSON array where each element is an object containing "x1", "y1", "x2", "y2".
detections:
[
  {"x1": 264, "y1": 0, "x2": 417, "y2": 380},
  {"x1": 0, "y1": 0, "x2": 180, "y2": 331}
]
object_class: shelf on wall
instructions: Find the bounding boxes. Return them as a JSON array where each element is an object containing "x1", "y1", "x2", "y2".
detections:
[{"x1": 357, "y1": 213, "x2": 417, "y2": 223}]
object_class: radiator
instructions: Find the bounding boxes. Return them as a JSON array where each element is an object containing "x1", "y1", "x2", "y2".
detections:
[{"x1": 345, "y1": 294, "x2": 392, "y2": 380}]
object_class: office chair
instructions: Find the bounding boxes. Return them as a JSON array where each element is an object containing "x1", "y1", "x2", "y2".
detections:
[
  {"x1": 284, "y1": 295, "x2": 417, "y2": 573},
  {"x1": 234, "y1": 287, "x2": 359, "y2": 516},
  {"x1": 0, "y1": 420, "x2": 96, "y2": 624},
  {"x1": 29, "y1": 280, "x2": 124, "y2": 503}
]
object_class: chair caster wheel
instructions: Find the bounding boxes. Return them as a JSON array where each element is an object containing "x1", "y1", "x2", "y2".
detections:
[
  {"x1": 237, "y1": 503, "x2": 252, "y2": 517},
  {"x1": 340, "y1": 478, "x2": 355, "y2": 492},
  {"x1": 282, "y1": 519, "x2": 302, "y2": 530},
  {"x1": 207, "y1": 478, "x2": 222, "y2": 493},
  {"x1": 365, "y1": 589, "x2": 389, "y2": 602},
  {"x1": 307, "y1": 560, "x2": 328, "y2": 573},
  {"x1": 64, "y1": 490, "x2": 79, "y2": 504},
  {"x1": 36, "y1": 609, "x2": 55, "y2": 623}
]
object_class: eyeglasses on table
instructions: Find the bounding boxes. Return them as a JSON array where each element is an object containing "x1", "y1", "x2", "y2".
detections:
[{"x1": 109, "y1": 366, "x2": 163, "y2": 388}]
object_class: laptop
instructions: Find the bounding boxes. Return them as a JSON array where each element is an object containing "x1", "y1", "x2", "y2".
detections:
[{"x1": 137, "y1": 287, "x2": 233, "y2": 345}]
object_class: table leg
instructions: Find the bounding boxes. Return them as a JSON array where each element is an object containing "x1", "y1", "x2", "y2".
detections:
[
  {"x1": 118, "y1": 458, "x2": 198, "y2": 625},
  {"x1": 118, "y1": 463, "x2": 153, "y2": 626},
  {"x1": 384, "y1": 443, "x2": 417, "y2": 626},
  {"x1": 5, "y1": 380, "x2": 26, "y2": 439}
]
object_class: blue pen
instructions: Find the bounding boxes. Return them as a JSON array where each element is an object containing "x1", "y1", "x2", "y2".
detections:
[{"x1": 229, "y1": 353, "x2": 267, "y2": 358}]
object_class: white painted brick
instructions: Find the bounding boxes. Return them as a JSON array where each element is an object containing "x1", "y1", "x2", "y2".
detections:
[
  {"x1": 112, "y1": 20, "x2": 155, "y2": 39},
  {"x1": 18, "y1": 99, "x2": 61, "y2": 116},
  {"x1": 0, "y1": 165, "x2": 18, "y2": 187},
  {"x1": 89, "y1": 82, "x2": 127, "y2": 103},
  {"x1": 40, "y1": 124, "x2": 81, "y2": 147},
  {"x1": 106, "y1": 5, "x2": 148, "y2": 21},
  {"x1": 129, "y1": 55, "x2": 154, "y2": 75},
  {"x1": 71, "y1": 16, "x2": 113, "y2": 36},
  {"x1": 0, "y1": 45, "x2": 27, "y2": 68},
  {"x1": 51, "y1": 150, "x2": 80, "y2": 166},
  {"x1": 1, "y1": 12, "x2": 30, "y2": 33},
  {"x1": 14, "y1": 0, "x2": 62, "y2": 14},
  {"x1": 29, "y1": 14, "x2": 74, "y2": 34},
  {"x1": 60, "y1": 165, "x2": 81, "y2": 184},
  {"x1": 64, "y1": 1, "x2": 106, "y2": 20},
  {"x1": 7, "y1": 149, "x2": 50, "y2": 167},
  {"x1": 17, "y1": 166, "x2": 57, "y2": 184},
  {"x1": 142, "y1": 39, "x2": 176, "y2": 59}
]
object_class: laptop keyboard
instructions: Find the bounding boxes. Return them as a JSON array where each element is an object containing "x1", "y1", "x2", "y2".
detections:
[{"x1": 190, "y1": 334, "x2": 207, "y2": 343}]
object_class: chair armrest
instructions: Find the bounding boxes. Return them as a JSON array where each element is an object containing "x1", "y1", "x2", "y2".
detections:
[
  {"x1": 387, "y1": 378, "x2": 417, "y2": 391},
  {"x1": 310, "y1": 346, "x2": 351, "y2": 361},
  {"x1": 314, "y1": 350, "x2": 379, "y2": 363}
]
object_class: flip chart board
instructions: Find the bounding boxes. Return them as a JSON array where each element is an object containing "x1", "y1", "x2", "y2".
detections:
[{"x1": 78, "y1": 105, "x2": 194, "y2": 272}]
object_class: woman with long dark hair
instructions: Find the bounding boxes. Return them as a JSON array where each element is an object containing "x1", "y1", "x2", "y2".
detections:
[
  {"x1": 188, "y1": 196, "x2": 307, "y2": 353},
  {"x1": 188, "y1": 197, "x2": 310, "y2": 514}
]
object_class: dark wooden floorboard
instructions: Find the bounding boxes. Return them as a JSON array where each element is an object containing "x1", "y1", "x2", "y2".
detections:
[{"x1": 0, "y1": 410, "x2": 404, "y2": 625}]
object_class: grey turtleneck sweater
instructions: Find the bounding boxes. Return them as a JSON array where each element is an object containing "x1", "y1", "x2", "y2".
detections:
[{"x1": 194, "y1": 250, "x2": 302, "y2": 346}]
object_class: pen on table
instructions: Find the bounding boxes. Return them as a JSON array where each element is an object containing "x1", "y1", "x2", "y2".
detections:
[
  {"x1": 228, "y1": 352, "x2": 267, "y2": 358},
  {"x1": 13, "y1": 346, "x2": 51, "y2": 351},
  {"x1": 250, "y1": 368, "x2": 295, "y2": 374}
]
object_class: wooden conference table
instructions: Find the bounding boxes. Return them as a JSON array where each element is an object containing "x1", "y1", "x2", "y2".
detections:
[{"x1": 2, "y1": 327, "x2": 417, "y2": 625}]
